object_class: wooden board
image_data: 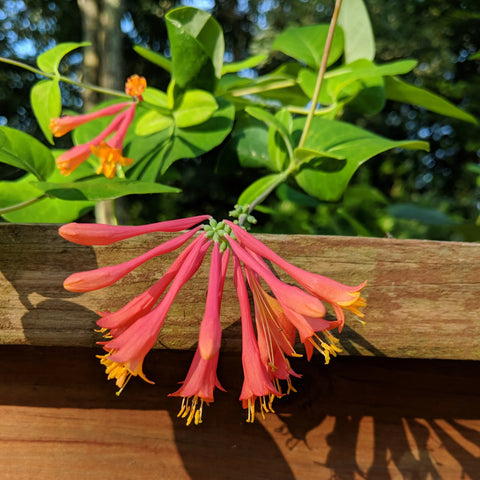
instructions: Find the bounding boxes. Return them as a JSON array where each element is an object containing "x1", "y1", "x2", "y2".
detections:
[
  {"x1": 1, "y1": 223, "x2": 479, "y2": 359},
  {"x1": 0, "y1": 347, "x2": 479, "y2": 480},
  {"x1": 1, "y1": 224, "x2": 480, "y2": 479}
]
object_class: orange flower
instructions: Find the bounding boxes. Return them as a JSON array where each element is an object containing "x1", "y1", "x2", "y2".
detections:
[{"x1": 51, "y1": 75, "x2": 146, "y2": 177}]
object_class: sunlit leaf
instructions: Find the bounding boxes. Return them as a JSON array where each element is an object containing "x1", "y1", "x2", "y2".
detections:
[
  {"x1": 30, "y1": 79, "x2": 62, "y2": 144},
  {"x1": 37, "y1": 41, "x2": 90, "y2": 74},
  {"x1": 166, "y1": 6, "x2": 224, "y2": 91},
  {"x1": 173, "y1": 89, "x2": 218, "y2": 128},
  {"x1": 273, "y1": 24, "x2": 344, "y2": 69},
  {"x1": 0, "y1": 127, "x2": 55, "y2": 180},
  {"x1": 238, "y1": 172, "x2": 287, "y2": 205},
  {"x1": 385, "y1": 76, "x2": 477, "y2": 124},
  {"x1": 293, "y1": 117, "x2": 429, "y2": 201},
  {"x1": 338, "y1": 0, "x2": 375, "y2": 63},
  {"x1": 135, "y1": 110, "x2": 174, "y2": 136}
]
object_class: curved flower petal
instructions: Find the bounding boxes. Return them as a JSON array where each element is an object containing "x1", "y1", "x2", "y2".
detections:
[{"x1": 64, "y1": 226, "x2": 203, "y2": 292}]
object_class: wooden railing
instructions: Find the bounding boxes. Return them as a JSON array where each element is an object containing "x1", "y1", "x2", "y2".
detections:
[{"x1": 1, "y1": 223, "x2": 479, "y2": 479}]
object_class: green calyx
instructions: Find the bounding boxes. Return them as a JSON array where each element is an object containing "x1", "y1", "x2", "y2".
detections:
[
  {"x1": 228, "y1": 204, "x2": 257, "y2": 229},
  {"x1": 203, "y1": 218, "x2": 233, "y2": 252}
]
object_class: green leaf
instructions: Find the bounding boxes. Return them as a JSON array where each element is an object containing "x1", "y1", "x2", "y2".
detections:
[
  {"x1": 0, "y1": 127, "x2": 55, "y2": 181},
  {"x1": 273, "y1": 24, "x2": 344, "y2": 69},
  {"x1": 37, "y1": 42, "x2": 90, "y2": 75},
  {"x1": 245, "y1": 106, "x2": 293, "y2": 159},
  {"x1": 0, "y1": 173, "x2": 94, "y2": 223},
  {"x1": 130, "y1": 97, "x2": 235, "y2": 180},
  {"x1": 385, "y1": 76, "x2": 477, "y2": 124},
  {"x1": 30, "y1": 79, "x2": 62, "y2": 144},
  {"x1": 293, "y1": 117, "x2": 429, "y2": 202},
  {"x1": 34, "y1": 177, "x2": 180, "y2": 202},
  {"x1": 238, "y1": 172, "x2": 286, "y2": 205},
  {"x1": 338, "y1": 0, "x2": 375, "y2": 63},
  {"x1": 268, "y1": 109, "x2": 292, "y2": 172},
  {"x1": 173, "y1": 89, "x2": 218, "y2": 128},
  {"x1": 166, "y1": 6, "x2": 224, "y2": 91},
  {"x1": 225, "y1": 118, "x2": 270, "y2": 170},
  {"x1": 135, "y1": 110, "x2": 174, "y2": 136},
  {"x1": 142, "y1": 87, "x2": 170, "y2": 109},
  {"x1": 133, "y1": 45, "x2": 172, "y2": 73},
  {"x1": 294, "y1": 147, "x2": 345, "y2": 170},
  {"x1": 221, "y1": 54, "x2": 268, "y2": 74}
]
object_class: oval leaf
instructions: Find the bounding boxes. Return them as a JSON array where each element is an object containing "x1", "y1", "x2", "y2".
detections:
[
  {"x1": 273, "y1": 24, "x2": 344, "y2": 69},
  {"x1": 0, "y1": 127, "x2": 55, "y2": 181},
  {"x1": 166, "y1": 6, "x2": 224, "y2": 91},
  {"x1": 33, "y1": 178, "x2": 180, "y2": 202},
  {"x1": 385, "y1": 76, "x2": 477, "y2": 124},
  {"x1": 136, "y1": 110, "x2": 174, "y2": 136},
  {"x1": 37, "y1": 42, "x2": 90, "y2": 75},
  {"x1": 238, "y1": 172, "x2": 286, "y2": 205},
  {"x1": 293, "y1": 117, "x2": 429, "y2": 202},
  {"x1": 174, "y1": 90, "x2": 218, "y2": 128},
  {"x1": 30, "y1": 79, "x2": 62, "y2": 144},
  {"x1": 338, "y1": 0, "x2": 375, "y2": 63}
]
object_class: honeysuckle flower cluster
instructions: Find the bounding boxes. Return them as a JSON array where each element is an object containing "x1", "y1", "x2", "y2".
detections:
[
  {"x1": 60, "y1": 211, "x2": 366, "y2": 425},
  {"x1": 50, "y1": 74, "x2": 146, "y2": 178}
]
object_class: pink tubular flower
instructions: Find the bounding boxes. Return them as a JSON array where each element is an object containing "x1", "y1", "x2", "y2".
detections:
[
  {"x1": 98, "y1": 234, "x2": 211, "y2": 394},
  {"x1": 59, "y1": 214, "x2": 367, "y2": 425},
  {"x1": 51, "y1": 75, "x2": 146, "y2": 178},
  {"x1": 59, "y1": 215, "x2": 211, "y2": 246},
  {"x1": 64, "y1": 226, "x2": 203, "y2": 292},
  {"x1": 234, "y1": 256, "x2": 281, "y2": 422},
  {"x1": 169, "y1": 243, "x2": 230, "y2": 425},
  {"x1": 225, "y1": 220, "x2": 367, "y2": 331}
]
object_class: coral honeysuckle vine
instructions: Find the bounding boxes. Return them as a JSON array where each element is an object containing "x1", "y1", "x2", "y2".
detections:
[
  {"x1": 60, "y1": 212, "x2": 367, "y2": 425},
  {"x1": 0, "y1": 2, "x2": 475, "y2": 423}
]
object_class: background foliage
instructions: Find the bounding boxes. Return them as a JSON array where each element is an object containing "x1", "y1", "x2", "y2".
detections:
[{"x1": 1, "y1": 0, "x2": 479, "y2": 241}]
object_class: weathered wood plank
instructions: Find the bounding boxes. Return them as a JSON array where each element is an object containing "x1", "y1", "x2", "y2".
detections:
[
  {"x1": 1, "y1": 223, "x2": 479, "y2": 360},
  {"x1": 0, "y1": 346, "x2": 479, "y2": 480}
]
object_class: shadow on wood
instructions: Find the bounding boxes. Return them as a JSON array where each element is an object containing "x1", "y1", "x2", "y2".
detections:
[{"x1": 1, "y1": 345, "x2": 479, "y2": 479}]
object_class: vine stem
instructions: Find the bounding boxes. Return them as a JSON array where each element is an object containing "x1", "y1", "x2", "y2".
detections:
[
  {"x1": 0, "y1": 56, "x2": 130, "y2": 99},
  {"x1": 297, "y1": 0, "x2": 343, "y2": 149}
]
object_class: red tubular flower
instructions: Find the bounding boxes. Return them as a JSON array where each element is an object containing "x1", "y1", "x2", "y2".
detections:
[
  {"x1": 97, "y1": 235, "x2": 206, "y2": 338},
  {"x1": 169, "y1": 244, "x2": 230, "y2": 425},
  {"x1": 225, "y1": 220, "x2": 367, "y2": 331},
  {"x1": 64, "y1": 226, "x2": 202, "y2": 292},
  {"x1": 59, "y1": 214, "x2": 211, "y2": 246},
  {"x1": 98, "y1": 234, "x2": 211, "y2": 394},
  {"x1": 59, "y1": 213, "x2": 368, "y2": 425},
  {"x1": 51, "y1": 75, "x2": 146, "y2": 178},
  {"x1": 226, "y1": 234, "x2": 326, "y2": 319},
  {"x1": 234, "y1": 256, "x2": 281, "y2": 423},
  {"x1": 50, "y1": 101, "x2": 132, "y2": 137}
]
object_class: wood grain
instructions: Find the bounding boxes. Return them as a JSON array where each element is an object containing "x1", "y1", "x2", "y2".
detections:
[
  {"x1": 1, "y1": 223, "x2": 479, "y2": 360},
  {"x1": 0, "y1": 346, "x2": 479, "y2": 480}
]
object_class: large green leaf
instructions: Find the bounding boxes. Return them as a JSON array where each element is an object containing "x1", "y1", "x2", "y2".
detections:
[
  {"x1": 33, "y1": 177, "x2": 180, "y2": 202},
  {"x1": 338, "y1": 0, "x2": 375, "y2": 63},
  {"x1": 30, "y1": 79, "x2": 62, "y2": 144},
  {"x1": 0, "y1": 127, "x2": 55, "y2": 180},
  {"x1": 135, "y1": 110, "x2": 174, "y2": 136},
  {"x1": 37, "y1": 42, "x2": 90, "y2": 74},
  {"x1": 173, "y1": 89, "x2": 218, "y2": 128},
  {"x1": 133, "y1": 45, "x2": 172, "y2": 73},
  {"x1": 385, "y1": 76, "x2": 477, "y2": 124},
  {"x1": 0, "y1": 172, "x2": 94, "y2": 223},
  {"x1": 129, "y1": 97, "x2": 235, "y2": 180},
  {"x1": 272, "y1": 24, "x2": 344, "y2": 69},
  {"x1": 166, "y1": 6, "x2": 224, "y2": 91},
  {"x1": 293, "y1": 117, "x2": 429, "y2": 201}
]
